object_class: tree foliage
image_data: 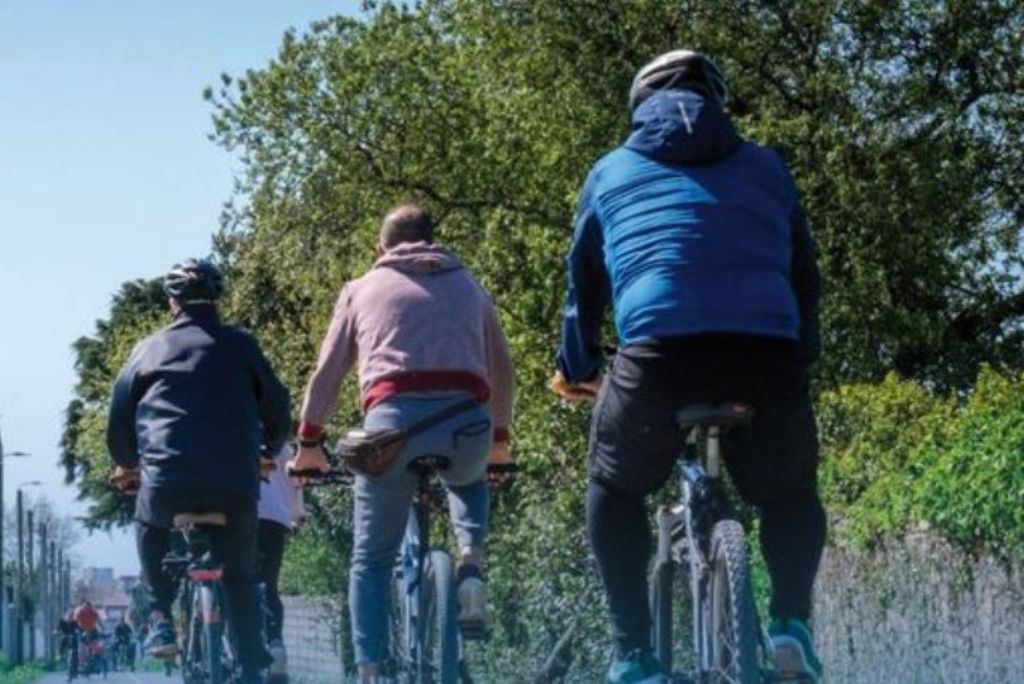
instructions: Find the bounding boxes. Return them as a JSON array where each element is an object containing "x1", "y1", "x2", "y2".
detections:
[
  {"x1": 61, "y1": 279, "x2": 168, "y2": 527},
  {"x1": 61, "y1": 1, "x2": 1024, "y2": 678}
]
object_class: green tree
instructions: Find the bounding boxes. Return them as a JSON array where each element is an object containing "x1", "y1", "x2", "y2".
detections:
[{"x1": 61, "y1": 278, "x2": 168, "y2": 527}]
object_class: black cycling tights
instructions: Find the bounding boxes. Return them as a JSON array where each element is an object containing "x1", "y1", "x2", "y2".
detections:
[{"x1": 587, "y1": 477, "x2": 827, "y2": 658}]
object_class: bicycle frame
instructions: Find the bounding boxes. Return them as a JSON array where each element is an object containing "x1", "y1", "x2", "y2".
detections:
[
  {"x1": 391, "y1": 467, "x2": 451, "y2": 678},
  {"x1": 165, "y1": 524, "x2": 229, "y2": 684},
  {"x1": 655, "y1": 424, "x2": 726, "y2": 674}
]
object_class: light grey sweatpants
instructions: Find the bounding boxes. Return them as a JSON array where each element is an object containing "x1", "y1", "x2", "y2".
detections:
[{"x1": 349, "y1": 392, "x2": 492, "y2": 664}]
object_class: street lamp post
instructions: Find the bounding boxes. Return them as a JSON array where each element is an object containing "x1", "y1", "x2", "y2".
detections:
[
  {"x1": 0, "y1": 426, "x2": 31, "y2": 661},
  {"x1": 14, "y1": 482, "x2": 41, "y2": 665},
  {"x1": 47, "y1": 540, "x2": 55, "y2": 661},
  {"x1": 26, "y1": 508, "x2": 34, "y2": 662},
  {"x1": 37, "y1": 521, "x2": 47, "y2": 663}
]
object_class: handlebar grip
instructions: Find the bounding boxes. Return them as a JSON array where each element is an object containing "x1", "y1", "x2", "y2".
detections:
[
  {"x1": 486, "y1": 463, "x2": 520, "y2": 474},
  {"x1": 286, "y1": 466, "x2": 354, "y2": 486}
]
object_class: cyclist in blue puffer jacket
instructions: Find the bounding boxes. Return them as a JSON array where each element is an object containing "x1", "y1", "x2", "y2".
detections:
[{"x1": 552, "y1": 50, "x2": 825, "y2": 683}]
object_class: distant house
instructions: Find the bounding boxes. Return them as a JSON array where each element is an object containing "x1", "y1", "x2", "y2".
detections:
[{"x1": 77, "y1": 567, "x2": 138, "y2": 628}]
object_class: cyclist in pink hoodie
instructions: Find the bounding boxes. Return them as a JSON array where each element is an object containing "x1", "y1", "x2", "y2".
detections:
[{"x1": 290, "y1": 204, "x2": 514, "y2": 683}]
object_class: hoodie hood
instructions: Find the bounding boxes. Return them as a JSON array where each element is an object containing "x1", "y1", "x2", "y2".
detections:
[
  {"x1": 625, "y1": 88, "x2": 742, "y2": 165},
  {"x1": 374, "y1": 241, "x2": 464, "y2": 275}
]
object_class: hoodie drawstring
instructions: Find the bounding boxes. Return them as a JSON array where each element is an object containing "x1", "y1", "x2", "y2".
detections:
[{"x1": 678, "y1": 101, "x2": 693, "y2": 135}]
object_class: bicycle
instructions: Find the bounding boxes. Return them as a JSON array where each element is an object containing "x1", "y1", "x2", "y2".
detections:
[
  {"x1": 162, "y1": 511, "x2": 234, "y2": 684},
  {"x1": 293, "y1": 458, "x2": 516, "y2": 684},
  {"x1": 79, "y1": 631, "x2": 109, "y2": 679},
  {"x1": 649, "y1": 402, "x2": 804, "y2": 684},
  {"x1": 65, "y1": 629, "x2": 80, "y2": 682},
  {"x1": 111, "y1": 638, "x2": 136, "y2": 672}
]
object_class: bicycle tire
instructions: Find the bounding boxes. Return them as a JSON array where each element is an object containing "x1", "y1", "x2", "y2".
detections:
[
  {"x1": 199, "y1": 583, "x2": 225, "y2": 684},
  {"x1": 425, "y1": 550, "x2": 459, "y2": 684},
  {"x1": 708, "y1": 520, "x2": 760, "y2": 684},
  {"x1": 652, "y1": 559, "x2": 674, "y2": 672},
  {"x1": 67, "y1": 646, "x2": 78, "y2": 682}
]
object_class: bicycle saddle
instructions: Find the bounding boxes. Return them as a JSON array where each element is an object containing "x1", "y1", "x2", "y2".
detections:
[
  {"x1": 406, "y1": 455, "x2": 451, "y2": 475},
  {"x1": 172, "y1": 512, "x2": 228, "y2": 528},
  {"x1": 675, "y1": 402, "x2": 755, "y2": 430}
]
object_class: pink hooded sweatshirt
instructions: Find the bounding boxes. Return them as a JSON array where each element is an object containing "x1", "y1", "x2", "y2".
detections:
[{"x1": 298, "y1": 242, "x2": 514, "y2": 442}]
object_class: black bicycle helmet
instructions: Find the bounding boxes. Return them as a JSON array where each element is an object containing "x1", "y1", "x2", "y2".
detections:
[
  {"x1": 629, "y1": 49, "x2": 728, "y2": 111},
  {"x1": 163, "y1": 258, "x2": 224, "y2": 303}
]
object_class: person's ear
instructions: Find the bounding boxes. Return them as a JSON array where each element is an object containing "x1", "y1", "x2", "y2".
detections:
[{"x1": 376, "y1": 243, "x2": 385, "y2": 257}]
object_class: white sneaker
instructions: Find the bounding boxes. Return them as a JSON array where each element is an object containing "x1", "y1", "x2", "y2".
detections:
[{"x1": 457, "y1": 576, "x2": 488, "y2": 637}]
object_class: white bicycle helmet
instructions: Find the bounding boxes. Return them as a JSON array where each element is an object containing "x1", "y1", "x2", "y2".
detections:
[{"x1": 629, "y1": 49, "x2": 728, "y2": 111}]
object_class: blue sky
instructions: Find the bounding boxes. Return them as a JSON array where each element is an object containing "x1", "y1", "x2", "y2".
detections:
[{"x1": 0, "y1": 1, "x2": 360, "y2": 576}]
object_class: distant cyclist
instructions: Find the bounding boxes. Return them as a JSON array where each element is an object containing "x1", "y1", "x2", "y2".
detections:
[
  {"x1": 113, "y1": 618, "x2": 134, "y2": 666},
  {"x1": 552, "y1": 50, "x2": 825, "y2": 682},
  {"x1": 57, "y1": 610, "x2": 78, "y2": 661},
  {"x1": 289, "y1": 205, "x2": 514, "y2": 684},
  {"x1": 106, "y1": 258, "x2": 291, "y2": 684},
  {"x1": 73, "y1": 600, "x2": 100, "y2": 640}
]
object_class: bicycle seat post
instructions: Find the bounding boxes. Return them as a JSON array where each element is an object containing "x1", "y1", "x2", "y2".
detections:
[{"x1": 706, "y1": 426, "x2": 722, "y2": 478}]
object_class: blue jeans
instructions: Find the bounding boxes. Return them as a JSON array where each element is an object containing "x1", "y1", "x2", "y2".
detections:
[{"x1": 349, "y1": 392, "x2": 492, "y2": 664}]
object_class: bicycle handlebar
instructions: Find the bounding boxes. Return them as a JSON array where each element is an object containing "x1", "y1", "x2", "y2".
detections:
[
  {"x1": 286, "y1": 466, "x2": 354, "y2": 486},
  {"x1": 288, "y1": 461, "x2": 520, "y2": 487}
]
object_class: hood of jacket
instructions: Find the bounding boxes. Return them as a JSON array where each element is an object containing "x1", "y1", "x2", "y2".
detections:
[
  {"x1": 625, "y1": 88, "x2": 742, "y2": 165},
  {"x1": 374, "y1": 241, "x2": 465, "y2": 275}
]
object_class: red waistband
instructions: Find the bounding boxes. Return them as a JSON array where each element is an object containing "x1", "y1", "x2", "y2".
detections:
[{"x1": 364, "y1": 370, "x2": 490, "y2": 412}]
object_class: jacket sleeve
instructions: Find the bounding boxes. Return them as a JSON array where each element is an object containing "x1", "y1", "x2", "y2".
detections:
[
  {"x1": 298, "y1": 285, "x2": 359, "y2": 438},
  {"x1": 790, "y1": 202, "x2": 821, "y2": 363},
  {"x1": 106, "y1": 342, "x2": 145, "y2": 467},
  {"x1": 556, "y1": 178, "x2": 611, "y2": 383},
  {"x1": 246, "y1": 335, "x2": 292, "y2": 457},
  {"x1": 482, "y1": 297, "x2": 514, "y2": 442}
]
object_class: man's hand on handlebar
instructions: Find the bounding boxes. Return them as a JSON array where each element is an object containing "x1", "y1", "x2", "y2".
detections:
[
  {"x1": 487, "y1": 440, "x2": 516, "y2": 487},
  {"x1": 549, "y1": 370, "x2": 603, "y2": 404},
  {"x1": 287, "y1": 440, "x2": 330, "y2": 486},
  {"x1": 109, "y1": 466, "x2": 140, "y2": 495}
]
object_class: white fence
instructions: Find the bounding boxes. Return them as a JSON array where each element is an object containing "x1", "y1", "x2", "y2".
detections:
[
  {"x1": 282, "y1": 595, "x2": 347, "y2": 683},
  {"x1": 815, "y1": 530, "x2": 1024, "y2": 684}
]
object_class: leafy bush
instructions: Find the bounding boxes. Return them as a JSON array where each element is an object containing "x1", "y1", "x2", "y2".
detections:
[{"x1": 819, "y1": 366, "x2": 1024, "y2": 556}]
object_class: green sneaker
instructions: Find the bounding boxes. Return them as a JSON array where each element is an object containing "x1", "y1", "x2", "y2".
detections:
[
  {"x1": 769, "y1": 619, "x2": 823, "y2": 681},
  {"x1": 605, "y1": 649, "x2": 668, "y2": 684}
]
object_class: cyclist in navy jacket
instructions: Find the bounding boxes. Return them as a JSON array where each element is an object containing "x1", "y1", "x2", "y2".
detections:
[
  {"x1": 554, "y1": 50, "x2": 825, "y2": 683},
  {"x1": 107, "y1": 258, "x2": 290, "y2": 684}
]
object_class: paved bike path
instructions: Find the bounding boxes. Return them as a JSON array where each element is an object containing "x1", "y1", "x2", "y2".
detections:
[{"x1": 32, "y1": 671, "x2": 171, "y2": 684}]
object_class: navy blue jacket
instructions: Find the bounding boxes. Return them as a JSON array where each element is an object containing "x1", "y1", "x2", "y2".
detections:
[
  {"x1": 557, "y1": 89, "x2": 821, "y2": 382},
  {"x1": 106, "y1": 305, "x2": 291, "y2": 504}
]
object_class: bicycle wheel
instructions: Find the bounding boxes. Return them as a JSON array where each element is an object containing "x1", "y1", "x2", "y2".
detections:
[
  {"x1": 423, "y1": 550, "x2": 459, "y2": 684},
  {"x1": 183, "y1": 589, "x2": 205, "y2": 684},
  {"x1": 199, "y1": 583, "x2": 226, "y2": 684},
  {"x1": 708, "y1": 520, "x2": 760, "y2": 684},
  {"x1": 652, "y1": 558, "x2": 675, "y2": 672},
  {"x1": 67, "y1": 644, "x2": 78, "y2": 681}
]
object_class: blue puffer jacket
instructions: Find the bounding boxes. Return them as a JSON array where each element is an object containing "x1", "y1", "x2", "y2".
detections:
[
  {"x1": 557, "y1": 89, "x2": 821, "y2": 382},
  {"x1": 106, "y1": 305, "x2": 291, "y2": 504}
]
